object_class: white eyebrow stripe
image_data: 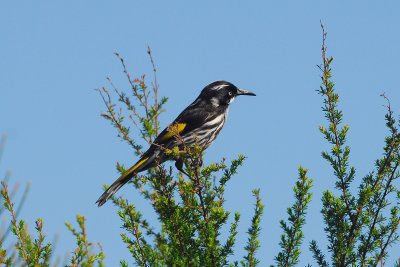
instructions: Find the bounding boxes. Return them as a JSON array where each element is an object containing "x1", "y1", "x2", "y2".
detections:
[{"x1": 214, "y1": 84, "x2": 229, "y2": 90}]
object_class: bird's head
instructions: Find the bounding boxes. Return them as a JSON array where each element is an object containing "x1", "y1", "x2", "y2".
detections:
[{"x1": 199, "y1": 80, "x2": 256, "y2": 107}]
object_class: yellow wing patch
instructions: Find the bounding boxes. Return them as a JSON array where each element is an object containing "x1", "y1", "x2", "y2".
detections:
[
  {"x1": 160, "y1": 123, "x2": 186, "y2": 141},
  {"x1": 114, "y1": 156, "x2": 149, "y2": 185},
  {"x1": 130, "y1": 157, "x2": 149, "y2": 172}
]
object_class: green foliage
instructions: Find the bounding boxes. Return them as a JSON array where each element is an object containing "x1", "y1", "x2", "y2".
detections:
[
  {"x1": 109, "y1": 150, "x2": 261, "y2": 267},
  {"x1": 99, "y1": 50, "x2": 264, "y2": 267},
  {"x1": 65, "y1": 215, "x2": 105, "y2": 267},
  {"x1": 274, "y1": 167, "x2": 312, "y2": 267},
  {"x1": 241, "y1": 189, "x2": 264, "y2": 267},
  {"x1": 97, "y1": 49, "x2": 168, "y2": 156},
  {"x1": 310, "y1": 23, "x2": 400, "y2": 267},
  {"x1": 1, "y1": 181, "x2": 52, "y2": 266},
  {"x1": 0, "y1": 139, "x2": 105, "y2": 267},
  {"x1": 0, "y1": 179, "x2": 105, "y2": 267}
]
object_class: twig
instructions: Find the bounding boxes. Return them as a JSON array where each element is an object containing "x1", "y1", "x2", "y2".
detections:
[{"x1": 147, "y1": 46, "x2": 160, "y2": 137}]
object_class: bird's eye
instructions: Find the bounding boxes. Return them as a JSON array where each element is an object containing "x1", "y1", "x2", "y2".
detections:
[{"x1": 228, "y1": 92, "x2": 233, "y2": 96}]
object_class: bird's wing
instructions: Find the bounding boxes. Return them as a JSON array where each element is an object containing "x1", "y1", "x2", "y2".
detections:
[{"x1": 153, "y1": 104, "x2": 209, "y2": 147}]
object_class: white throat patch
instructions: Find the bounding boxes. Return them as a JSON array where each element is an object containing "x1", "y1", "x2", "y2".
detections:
[{"x1": 228, "y1": 97, "x2": 236, "y2": 104}]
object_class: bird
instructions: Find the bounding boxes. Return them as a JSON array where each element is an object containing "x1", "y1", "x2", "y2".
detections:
[{"x1": 96, "y1": 80, "x2": 256, "y2": 206}]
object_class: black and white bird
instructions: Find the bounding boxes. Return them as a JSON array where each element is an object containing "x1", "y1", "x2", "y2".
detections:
[{"x1": 96, "y1": 80, "x2": 256, "y2": 206}]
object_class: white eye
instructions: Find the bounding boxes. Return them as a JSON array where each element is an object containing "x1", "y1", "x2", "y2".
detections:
[{"x1": 228, "y1": 91, "x2": 233, "y2": 96}]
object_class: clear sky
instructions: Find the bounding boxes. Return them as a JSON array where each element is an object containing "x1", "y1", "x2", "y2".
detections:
[{"x1": 1, "y1": 1, "x2": 400, "y2": 265}]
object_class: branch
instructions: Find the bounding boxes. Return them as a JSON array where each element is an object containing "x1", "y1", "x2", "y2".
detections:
[{"x1": 275, "y1": 167, "x2": 312, "y2": 267}]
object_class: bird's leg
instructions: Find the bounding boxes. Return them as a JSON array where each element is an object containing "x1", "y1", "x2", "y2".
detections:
[
  {"x1": 198, "y1": 157, "x2": 203, "y2": 167},
  {"x1": 191, "y1": 156, "x2": 203, "y2": 168},
  {"x1": 175, "y1": 158, "x2": 190, "y2": 177}
]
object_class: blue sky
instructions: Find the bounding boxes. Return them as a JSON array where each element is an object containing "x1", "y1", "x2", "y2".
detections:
[{"x1": 1, "y1": 1, "x2": 400, "y2": 265}]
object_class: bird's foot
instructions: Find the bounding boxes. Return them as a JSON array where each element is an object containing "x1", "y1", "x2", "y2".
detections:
[{"x1": 175, "y1": 159, "x2": 191, "y2": 178}]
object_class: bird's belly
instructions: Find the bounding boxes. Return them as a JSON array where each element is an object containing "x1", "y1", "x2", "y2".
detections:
[{"x1": 182, "y1": 113, "x2": 226, "y2": 148}]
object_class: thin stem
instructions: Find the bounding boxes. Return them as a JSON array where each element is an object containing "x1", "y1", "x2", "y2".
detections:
[
  {"x1": 360, "y1": 160, "x2": 399, "y2": 265},
  {"x1": 147, "y1": 46, "x2": 160, "y2": 137}
]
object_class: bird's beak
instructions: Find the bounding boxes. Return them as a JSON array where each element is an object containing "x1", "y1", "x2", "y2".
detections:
[{"x1": 237, "y1": 89, "x2": 256, "y2": 96}]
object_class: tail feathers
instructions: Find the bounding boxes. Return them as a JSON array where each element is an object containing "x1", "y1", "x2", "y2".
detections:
[
  {"x1": 96, "y1": 177, "x2": 129, "y2": 207},
  {"x1": 96, "y1": 157, "x2": 149, "y2": 207}
]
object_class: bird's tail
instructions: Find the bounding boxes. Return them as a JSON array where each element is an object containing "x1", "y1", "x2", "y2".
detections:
[{"x1": 96, "y1": 157, "x2": 149, "y2": 207}]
